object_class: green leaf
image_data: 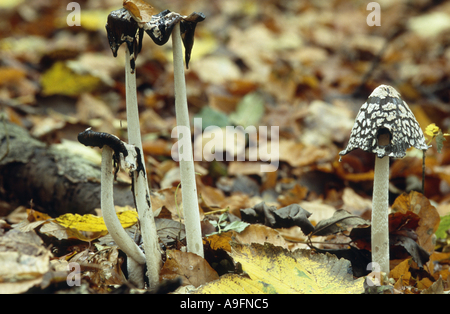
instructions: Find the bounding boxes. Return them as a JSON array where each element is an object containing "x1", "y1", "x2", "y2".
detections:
[
  {"x1": 222, "y1": 220, "x2": 249, "y2": 233},
  {"x1": 194, "y1": 107, "x2": 230, "y2": 129},
  {"x1": 436, "y1": 214, "x2": 450, "y2": 239},
  {"x1": 436, "y1": 130, "x2": 446, "y2": 153},
  {"x1": 229, "y1": 92, "x2": 265, "y2": 128}
]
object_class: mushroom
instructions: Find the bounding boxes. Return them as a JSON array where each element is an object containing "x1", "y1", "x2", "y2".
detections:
[
  {"x1": 339, "y1": 85, "x2": 429, "y2": 275},
  {"x1": 106, "y1": 7, "x2": 161, "y2": 288},
  {"x1": 78, "y1": 128, "x2": 146, "y2": 288},
  {"x1": 106, "y1": 2, "x2": 205, "y2": 259},
  {"x1": 140, "y1": 8, "x2": 205, "y2": 258}
]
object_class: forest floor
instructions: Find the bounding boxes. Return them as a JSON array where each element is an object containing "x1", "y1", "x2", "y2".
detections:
[{"x1": 0, "y1": 0, "x2": 450, "y2": 294}]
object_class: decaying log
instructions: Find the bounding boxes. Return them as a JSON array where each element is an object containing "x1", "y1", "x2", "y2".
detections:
[{"x1": 0, "y1": 121, "x2": 134, "y2": 216}]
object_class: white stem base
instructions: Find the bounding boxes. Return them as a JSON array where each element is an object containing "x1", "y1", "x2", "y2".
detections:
[
  {"x1": 101, "y1": 146, "x2": 145, "y2": 288},
  {"x1": 172, "y1": 22, "x2": 204, "y2": 258},
  {"x1": 125, "y1": 48, "x2": 162, "y2": 288},
  {"x1": 372, "y1": 156, "x2": 390, "y2": 274}
]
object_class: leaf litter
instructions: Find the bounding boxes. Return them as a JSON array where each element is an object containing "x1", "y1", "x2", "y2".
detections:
[{"x1": 1, "y1": 0, "x2": 450, "y2": 294}]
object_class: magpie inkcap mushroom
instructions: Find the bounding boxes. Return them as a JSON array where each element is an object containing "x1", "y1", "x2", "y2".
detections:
[
  {"x1": 339, "y1": 84, "x2": 429, "y2": 275},
  {"x1": 339, "y1": 84, "x2": 429, "y2": 159}
]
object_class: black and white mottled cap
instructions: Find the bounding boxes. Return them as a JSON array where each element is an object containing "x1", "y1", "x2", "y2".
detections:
[{"x1": 339, "y1": 85, "x2": 429, "y2": 159}]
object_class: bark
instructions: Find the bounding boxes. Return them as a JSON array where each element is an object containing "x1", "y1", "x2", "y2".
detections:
[{"x1": 0, "y1": 121, "x2": 134, "y2": 216}]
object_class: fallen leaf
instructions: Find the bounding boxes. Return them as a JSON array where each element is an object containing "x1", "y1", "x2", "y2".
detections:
[
  {"x1": 0, "y1": 230, "x2": 52, "y2": 294},
  {"x1": 428, "y1": 251, "x2": 450, "y2": 280},
  {"x1": 123, "y1": 0, "x2": 154, "y2": 23},
  {"x1": 40, "y1": 61, "x2": 102, "y2": 96},
  {"x1": 421, "y1": 276, "x2": 445, "y2": 294},
  {"x1": 312, "y1": 209, "x2": 370, "y2": 236},
  {"x1": 36, "y1": 210, "x2": 139, "y2": 242},
  {"x1": 277, "y1": 184, "x2": 308, "y2": 206},
  {"x1": 341, "y1": 187, "x2": 372, "y2": 215},
  {"x1": 349, "y1": 211, "x2": 430, "y2": 268},
  {"x1": 234, "y1": 224, "x2": 288, "y2": 249},
  {"x1": 278, "y1": 139, "x2": 335, "y2": 168},
  {"x1": 311, "y1": 246, "x2": 371, "y2": 277},
  {"x1": 229, "y1": 92, "x2": 265, "y2": 128},
  {"x1": 155, "y1": 218, "x2": 186, "y2": 245},
  {"x1": 391, "y1": 191, "x2": 440, "y2": 253},
  {"x1": 83, "y1": 246, "x2": 126, "y2": 292},
  {"x1": 195, "y1": 242, "x2": 365, "y2": 294},
  {"x1": 416, "y1": 277, "x2": 434, "y2": 290},
  {"x1": 150, "y1": 187, "x2": 183, "y2": 219},
  {"x1": 240, "y1": 202, "x2": 314, "y2": 234},
  {"x1": 389, "y1": 258, "x2": 412, "y2": 287},
  {"x1": 40, "y1": 220, "x2": 107, "y2": 242},
  {"x1": 391, "y1": 235, "x2": 430, "y2": 268},
  {"x1": 435, "y1": 214, "x2": 450, "y2": 239},
  {"x1": 160, "y1": 250, "x2": 219, "y2": 287},
  {"x1": 55, "y1": 211, "x2": 138, "y2": 232},
  {"x1": 205, "y1": 231, "x2": 234, "y2": 252},
  {"x1": 273, "y1": 204, "x2": 314, "y2": 234}
]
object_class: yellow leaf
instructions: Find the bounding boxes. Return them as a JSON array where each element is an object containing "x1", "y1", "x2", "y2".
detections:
[
  {"x1": 55, "y1": 211, "x2": 138, "y2": 233},
  {"x1": 195, "y1": 242, "x2": 365, "y2": 294},
  {"x1": 40, "y1": 61, "x2": 101, "y2": 97},
  {"x1": 40, "y1": 220, "x2": 107, "y2": 242}
]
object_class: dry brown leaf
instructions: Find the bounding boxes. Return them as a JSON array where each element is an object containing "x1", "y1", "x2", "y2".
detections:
[
  {"x1": 278, "y1": 139, "x2": 335, "y2": 168},
  {"x1": 428, "y1": 251, "x2": 450, "y2": 281},
  {"x1": 84, "y1": 247, "x2": 126, "y2": 291},
  {"x1": 277, "y1": 184, "x2": 308, "y2": 206},
  {"x1": 0, "y1": 230, "x2": 52, "y2": 294},
  {"x1": 205, "y1": 231, "x2": 233, "y2": 252},
  {"x1": 391, "y1": 191, "x2": 440, "y2": 253},
  {"x1": 150, "y1": 187, "x2": 183, "y2": 219},
  {"x1": 390, "y1": 258, "x2": 412, "y2": 288},
  {"x1": 123, "y1": 0, "x2": 154, "y2": 23},
  {"x1": 341, "y1": 187, "x2": 372, "y2": 215},
  {"x1": 234, "y1": 224, "x2": 288, "y2": 249},
  {"x1": 160, "y1": 250, "x2": 219, "y2": 287}
]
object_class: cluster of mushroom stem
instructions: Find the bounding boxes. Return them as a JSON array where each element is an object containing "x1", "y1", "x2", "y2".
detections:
[
  {"x1": 78, "y1": 4, "x2": 205, "y2": 288},
  {"x1": 124, "y1": 47, "x2": 162, "y2": 288}
]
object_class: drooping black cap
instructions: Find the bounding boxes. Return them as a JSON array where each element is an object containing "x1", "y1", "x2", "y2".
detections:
[
  {"x1": 105, "y1": 8, "x2": 143, "y2": 73},
  {"x1": 142, "y1": 10, "x2": 205, "y2": 68},
  {"x1": 339, "y1": 85, "x2": 429, "y2": 159}
]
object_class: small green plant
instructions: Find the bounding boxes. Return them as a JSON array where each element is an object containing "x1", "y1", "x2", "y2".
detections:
[
  {"x1": 424, "y1": 123, "x2": 450, "y2": 153},
  {"x1": 421, "y1": 123, "x2": 450, "y2": 193},
  {"x1": 209, "y1": 212, "x2": 249, "y2": 235}
]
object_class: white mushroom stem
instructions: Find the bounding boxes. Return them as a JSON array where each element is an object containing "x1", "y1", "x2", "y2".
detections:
[
  {"x1": 125, "y1": 47, "x2": 161, "y2": 288},
  {"x1": 172, "y1": 22, "x2": 204, "y2": 258},
  {"x1": 101, "y1": 145, "x2": 145, "y2": 288},
  {"x1": 372, "y1": 155, "x2": 390, "y2": 275}
]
